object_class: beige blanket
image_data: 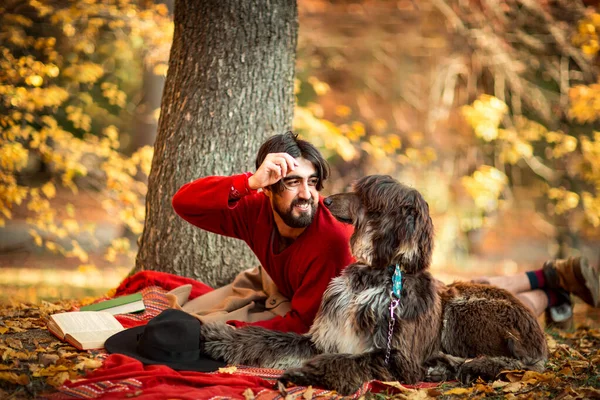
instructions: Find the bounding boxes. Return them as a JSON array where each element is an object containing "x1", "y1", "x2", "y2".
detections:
[{"x1": 167, "y1": 266, "x2": 291, "y2": 324}]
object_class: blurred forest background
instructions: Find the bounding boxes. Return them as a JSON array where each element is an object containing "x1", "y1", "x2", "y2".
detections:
[{"x1": 1, "y1": 0, "x2": 600, "y2": 314}]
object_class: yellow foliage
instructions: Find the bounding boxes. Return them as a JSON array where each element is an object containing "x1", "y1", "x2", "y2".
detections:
[
  {"x1": 462, "y1": 95, "x2": 508, "y2": 141},
  {"x1": 572, "y1": 13, "x2": 600, "y2": 57},
  {"x1": 548, "y1": 187, "x2": 580, "y2": 215},
  {"x1": 308, "y1": 76, "x2": 330, "y2": 96},
  {"x1": 0, "y1": 142, "x2": 28, "y2": 171},
  {"x1": 569, "y1": 82, "x2": 600, "y2": 124},
  {"x1": 0, "y1": 0, "x2": 171, "y2": 268},
  {"x1": 462, "y1": 166, "x2": 508, "y2": 213}
]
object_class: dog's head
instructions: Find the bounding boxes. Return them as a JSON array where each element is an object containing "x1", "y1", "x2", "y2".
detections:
[{"x1": 325, "y1": 175, "x2": 434, "y2": 273}]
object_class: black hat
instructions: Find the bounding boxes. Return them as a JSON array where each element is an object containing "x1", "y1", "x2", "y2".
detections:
[{"x1": 105, "y1": 309, "x2": 226, "y2": 372}]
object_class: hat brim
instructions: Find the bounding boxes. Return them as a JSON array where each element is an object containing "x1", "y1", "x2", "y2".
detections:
[{"x1": 105, "y1": 325, "x2": 227, "y2": 372}]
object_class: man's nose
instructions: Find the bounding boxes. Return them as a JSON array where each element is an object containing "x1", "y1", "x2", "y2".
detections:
[
  {"x1": 323, "y1": 197, "x2": 332, "y2": 207},
  {"x1": 297, "y1": 183, "x2": 312, "y2": 199}
]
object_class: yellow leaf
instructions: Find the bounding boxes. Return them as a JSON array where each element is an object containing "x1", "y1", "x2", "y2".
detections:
[
  {"x1": 302, "y1": 386, "x2": 314, "y2": 399},
  {"x1": 502, "y1": 382, "x2": 524, "y2": 393},
  {"x1": 46, "y1": 371, "x2": 70, "y2": 387},
  {"x1": 153, "y1": 63, "x2": 168, "y2": 76},
  {"x1": 74, "y1": 358, "x2": 102, "y2": 370},
  {"x1": 243, "y1": 387, "x2": 255, "y2": 400},
  {"x1": 25, "y1": 75, "x2": 44, "y2": 87},
  {"x1": 0, "y1": 372, "x2": 30, "y2": 385},
  {"x1": 443, "y1": 387, "x2": 473, "y2": 395},
  {"x1": 41, "y1": 182, "x2": 56, "y2": 199},
  {"x1": 218, "y1": 366, "x2": 237, "y2": 374}
]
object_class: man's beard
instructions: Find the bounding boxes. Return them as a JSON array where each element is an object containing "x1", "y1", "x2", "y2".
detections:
[{"x1": 274, "y1": 197, "x2": 317, "y2": 228}]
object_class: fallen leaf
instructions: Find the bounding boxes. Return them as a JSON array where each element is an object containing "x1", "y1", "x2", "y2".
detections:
[
  {"x1": 74, "y1": 358, "x2": 102, "y2": 370},
  {"x1": 32, "y1": 365, "x2": 69, "y2": 377},
  {"x1": 218, "y1": 365, "x2": 238, "y2": 374},
  {"x1": 559, "y1": 367, "x2": 574, "y2": 376},
  {"x1": 1, "y1": 348, "x2": 34, "y2": 361},
  {"x1": 426, "y1": 388, "x2": 443, "y2": 397},
  {"x1": 546, "y1": 335, "x2": 558, "y2": 352},
  {"x1": 0, "y1": 371, "x2": 30, "y2": 385},
  {"x1": 46, "y1": 371, "x2": 69, "y2": 387},
  {"x1": 520, "y1": 370, "x2": 554, "y2": 383},
  {"x1": 5, "y1": 338, "x2": 23, "y2": 349},
  {"x1": 473, "y1": 383, "x2": 495, "y2": 394},
  {"x1": 302, "y1": 386, "x2": 314, "y2": 399},
  {"x1": 444, "y1": 387, "x2": 473, "y2": 395},
  {"x1": 381, "y1": 380, "x2": 414, "y2": 392},
  {"x1": 502, "y1": 382, "x2": 523, "y2": 393},
  {"x1": 502, "y1": 370, "x2": 525, "y2": 382},
  {"x1": 405, "y1": 389, "x2": 432, "y2": 399},
  {"x1": 579, "y1": 386, "x2": 600, "y2": 399},
  {"x1": 568, "y1": 360, "x2": 590, "y2": 373},
  {"x1": 492, "y1": 380, "x2": 510, "y2": 388},
  {"x1": 556, "y1": 386, "x2": 581, "y2": 399},
  {"x1": 243, "y1": 387, "x2": 255, "y2": 400}
]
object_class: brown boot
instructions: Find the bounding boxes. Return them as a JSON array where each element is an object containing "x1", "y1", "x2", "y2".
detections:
[{"x1": 543, "y1": 257, "x2": 600, "y2": 307}]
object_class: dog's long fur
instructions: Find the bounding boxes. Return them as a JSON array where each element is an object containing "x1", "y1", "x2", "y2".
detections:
[{"x1": 200, "y1": 175, "x2": 548, "y2": 394}]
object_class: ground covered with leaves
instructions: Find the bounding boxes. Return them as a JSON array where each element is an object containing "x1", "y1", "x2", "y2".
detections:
[{"x1": 1, "y1": 301, "x2": 599, "y2": 400}]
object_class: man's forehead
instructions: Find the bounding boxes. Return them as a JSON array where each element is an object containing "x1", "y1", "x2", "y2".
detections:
[{"x1": 286, "y1": 157, "x2": 316, "y2": 178}]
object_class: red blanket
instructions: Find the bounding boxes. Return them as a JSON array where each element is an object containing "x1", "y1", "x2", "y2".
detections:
[{"x1": 54, "y1": 271, "x2": 438, "y2": 399}]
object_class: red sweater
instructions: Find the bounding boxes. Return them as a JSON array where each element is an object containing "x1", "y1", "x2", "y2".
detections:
[{"x1": 172, "y1": 173, "x2": 354, "y2": 334}]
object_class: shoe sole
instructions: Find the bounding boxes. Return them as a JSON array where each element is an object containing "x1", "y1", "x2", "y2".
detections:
[{"x1": 580, "y1": 257, "x2": 600, "y2": 308}]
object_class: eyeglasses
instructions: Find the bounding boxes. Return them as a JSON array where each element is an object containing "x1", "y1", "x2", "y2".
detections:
[{"x1": 281, "y1": 176, "x2": 320, "y2": 192}]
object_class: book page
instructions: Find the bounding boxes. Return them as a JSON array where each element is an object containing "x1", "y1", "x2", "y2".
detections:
[
  {"x1": 51, "y1": 311, "x2": 124, "y2": 334},
  {"x1": 67, "y1": 329, "x2": 124, "y2": 349}
]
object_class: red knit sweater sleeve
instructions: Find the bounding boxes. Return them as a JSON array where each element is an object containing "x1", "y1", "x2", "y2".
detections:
[{"x1": 171, "y1": 174, "x2": 256, "y2": 240}]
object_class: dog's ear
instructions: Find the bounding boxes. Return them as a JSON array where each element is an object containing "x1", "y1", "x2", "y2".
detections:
[
  {"x1": 396, "y1": 191, "x2": 434, "y2": 273},
  {"x1": 396, "y1": 272, "x2": 437, "y2": 320}
]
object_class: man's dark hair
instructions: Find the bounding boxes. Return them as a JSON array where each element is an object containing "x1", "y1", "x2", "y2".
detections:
[{"x1": 255, "y1": 131, "x2": 330, "y2": 193}]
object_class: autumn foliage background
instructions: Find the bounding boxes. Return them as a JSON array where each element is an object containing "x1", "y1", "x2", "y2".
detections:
[{"x1": 1, "y1": 0, "x2": 600, "y2": 310}]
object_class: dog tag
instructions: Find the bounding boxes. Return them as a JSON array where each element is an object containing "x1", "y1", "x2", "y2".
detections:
[{"x1": 392, "y1": 264, "x2": 403, "y2": 298}]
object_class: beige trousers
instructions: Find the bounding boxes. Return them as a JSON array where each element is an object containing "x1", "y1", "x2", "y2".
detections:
[{"x1": 167, "y1": 266, "x2": 291, "y2": 324}]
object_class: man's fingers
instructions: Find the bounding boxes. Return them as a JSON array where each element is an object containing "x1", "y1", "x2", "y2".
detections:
[{"x1": 280, "y1": 153, "x2": 298, "y2": 172}]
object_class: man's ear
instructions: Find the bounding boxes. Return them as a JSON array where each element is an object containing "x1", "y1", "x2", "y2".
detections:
[{"x1": 263, "y1": 187, "x2": 273, "y2": 200}]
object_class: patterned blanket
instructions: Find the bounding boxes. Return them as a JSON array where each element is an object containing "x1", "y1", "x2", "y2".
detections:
[{"x1": 51, "y1": 271, "x2": 439, "y2": 399}]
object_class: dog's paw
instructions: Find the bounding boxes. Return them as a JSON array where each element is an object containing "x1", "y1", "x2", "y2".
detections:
[
  {"x1": 424, "y1": 352, "x2": 462, "y2": 382},
  {"x1": 456, "y1": 358, "x2": 495, "y2": 385},
  {"x1": 279, "y1": 367, "x2": 316, "y2": 388},
  {"x1": 279, "y1": 356, "x2": 363, "y2": 396},
  {"x1": 425, "y1": 364, "x2": 452, "y2": 382}
]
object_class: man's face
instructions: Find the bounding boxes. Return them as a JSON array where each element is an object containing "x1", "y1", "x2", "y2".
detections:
[{"x1": 268, "y1": 157, "x2": 319, "y2": 229}]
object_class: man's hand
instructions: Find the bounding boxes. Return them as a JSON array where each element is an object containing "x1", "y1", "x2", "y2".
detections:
[{"x1": 248, "y1": 153, "x2": 298, "y2": 190}]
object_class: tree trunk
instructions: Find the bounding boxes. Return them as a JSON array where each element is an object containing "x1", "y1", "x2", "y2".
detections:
[{"x1": 135, "y1": 0, "x2": 298, "y2": 287}]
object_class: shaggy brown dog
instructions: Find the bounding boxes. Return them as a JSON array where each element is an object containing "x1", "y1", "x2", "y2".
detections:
[{"x1": 199, "y1": 175, "x2": 547, "y2": 394}]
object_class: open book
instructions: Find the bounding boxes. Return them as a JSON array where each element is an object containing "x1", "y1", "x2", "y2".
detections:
[{"x1": 47, "y1": 311, "x2": 124, "y2": 350}]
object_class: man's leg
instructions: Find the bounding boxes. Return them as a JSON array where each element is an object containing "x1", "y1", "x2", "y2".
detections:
[
  {"x1": 515, "y1": 290, "x2": 548, "y2": 317},
  {"x1": 478, "y1": 256, "x2": 599, "y2": 307},
  {"x1": 476, "y1": 256, "x2": 599, "y2": 327}
]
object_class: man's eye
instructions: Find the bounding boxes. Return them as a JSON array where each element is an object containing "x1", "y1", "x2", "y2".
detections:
[
  {"x1": 286, "y1": 180, "x2": 300, "y2": 187},
  {"x1": 308, "y1": 178, "x2": 319, "y2": 186}
]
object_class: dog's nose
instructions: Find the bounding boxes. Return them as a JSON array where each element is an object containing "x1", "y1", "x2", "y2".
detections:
[{"x1": 323, "y1": 197, "x2": 333, "y2": 207}]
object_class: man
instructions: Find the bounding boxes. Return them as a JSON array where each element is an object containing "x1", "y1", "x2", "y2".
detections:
[{"x1": 172, "y1": 132, "x2": 353, "y2": 333}]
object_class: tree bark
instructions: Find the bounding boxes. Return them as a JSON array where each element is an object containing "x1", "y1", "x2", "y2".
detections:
[{"x1": 135, "y1": 0, "x2": 298, "y2": 287}]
